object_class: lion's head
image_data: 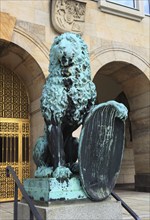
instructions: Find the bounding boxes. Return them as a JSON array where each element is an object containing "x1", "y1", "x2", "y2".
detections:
[
  {"x1": 52, "y1": 37, "x2": 76, "y2": 67},
  {"x1": 49, "y1": 32, "x2": 91, "y2": 79},
  {"x1": 41, "y1": 32, "x2": 97, "y2": 124}
]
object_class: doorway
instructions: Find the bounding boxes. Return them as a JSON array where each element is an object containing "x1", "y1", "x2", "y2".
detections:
[
  {"x1": 93, "y1": 62, "x2": 136, "y2": 186},
  {"x1": 0, "y1": 65, "x2": 30, "y2": 201}
]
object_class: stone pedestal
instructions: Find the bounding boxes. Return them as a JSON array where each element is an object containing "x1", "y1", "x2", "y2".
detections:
[
  {"x1": 18, "y1": 198, "x2": 122, "y2": 220},
  {"x1": 24, "y1": 177, "x2": 87, "y2": 202}
]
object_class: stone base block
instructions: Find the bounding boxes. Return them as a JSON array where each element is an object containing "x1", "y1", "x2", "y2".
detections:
[
  {"x1": 18, "y1": 198, "x2": 122, "y2": 220},
  {"x1": 24, "y1": 177, "x2": 87, "y2": 202},
  {"x1": 24, "y1": 176, "x2": 87, "y2": 203},
  {"x1": 135, "y1": 174, "x2": 150, "y2": 192}
]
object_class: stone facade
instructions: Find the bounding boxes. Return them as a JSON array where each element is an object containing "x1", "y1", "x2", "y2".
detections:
[{"x1": 0, "y1": 0, "x2": 149, "y2": 192}]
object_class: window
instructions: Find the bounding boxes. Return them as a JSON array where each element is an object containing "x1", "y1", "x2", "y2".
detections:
[
  {"x1": 144, "y1": 0, "x2": 150, "y2": 15},
  {"x1": 107, "y1": 0, "x2": 136, "y2": 8},
  {"x1": 98, "y1": 0, "x2": 144, "y2": 21}
]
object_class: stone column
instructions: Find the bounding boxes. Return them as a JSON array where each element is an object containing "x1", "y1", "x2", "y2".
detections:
[
  {"x1": 129, "y1": 83, "x2": 150, "y2": 192},
  {"x1": 131, "y1": 104, "x2": 150, "y2": 192},
  {"x1": 119, "y1": 68, "x2": 150, "y2": 192}
]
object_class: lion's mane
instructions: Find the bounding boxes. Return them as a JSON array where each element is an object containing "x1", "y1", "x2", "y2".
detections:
[{"x1": 41, "y1": 33, "x2": 97, "y2": 128}]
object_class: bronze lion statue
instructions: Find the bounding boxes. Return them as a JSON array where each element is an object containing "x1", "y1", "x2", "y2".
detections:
[{"x1": 33, "y1": 33, "x2": 97, "y2": 178}]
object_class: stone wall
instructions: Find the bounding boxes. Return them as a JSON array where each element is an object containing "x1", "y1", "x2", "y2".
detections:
[{"x1": 0, "y1": 0, "x2": 149, "y2": 189}]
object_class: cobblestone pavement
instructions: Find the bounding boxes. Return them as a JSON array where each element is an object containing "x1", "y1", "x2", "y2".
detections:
[{"x1": 0, "y1": 189, "x2": 149, "y2": 220}]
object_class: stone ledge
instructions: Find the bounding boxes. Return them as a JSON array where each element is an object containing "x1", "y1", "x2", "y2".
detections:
[
  {"x1": 98, "y1": 0, "x2": 144, "y2": 22},
  {"x1": 18, "y1": 198, "x2": 122, "y2": 220}
]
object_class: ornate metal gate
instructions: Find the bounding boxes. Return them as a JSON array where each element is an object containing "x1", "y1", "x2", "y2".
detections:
[{"x1": 0, "y1": 65, "x2": 30, "y2": 201}]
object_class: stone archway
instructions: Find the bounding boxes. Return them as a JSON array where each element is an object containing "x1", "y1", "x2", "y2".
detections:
[
  {"x1": 0, "y1": 11, "x2": 53, "y2": 179},
  {"x1": 93, "y1": 60, "x2": 150, "y2": 191},
  {"x1": 0, "y1": 12, "x2": 49, "y2": 78},
  {"x1": 90, "y1": 47, "x2": 150, "y2": 80},
  {"x1": 0, "y1": 39, "x2": 46, "y2": 177}
]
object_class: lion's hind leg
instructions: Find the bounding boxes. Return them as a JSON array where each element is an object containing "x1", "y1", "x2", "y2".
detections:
[{"x1": 33, "y1": 135, "x2": 53, "y2": 177}]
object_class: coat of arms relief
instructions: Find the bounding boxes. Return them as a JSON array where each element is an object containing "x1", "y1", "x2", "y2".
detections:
[{"x1": 51, "y1": 0, "x2": 87, "y2": 35}]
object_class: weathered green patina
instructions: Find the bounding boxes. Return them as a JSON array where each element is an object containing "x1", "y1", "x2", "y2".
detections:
[
  {"x1": 33, "y1": 32, "x2": 96, "y2": 175},
  {"x1": 24, "y1": 177, "x2": 86, "y2": 202},
  {"x1": 31, "y1": 32, "x2": 96, "y2": 201},
  {"x1": 86, "y1": 100, "x2": 128, "y2": 122},
  {"x1": 78, "y1": 103, "x2": 127, "y2": 201},
  {"x1": 29, "y1": 32, "x2": 128, "y2": 202}
]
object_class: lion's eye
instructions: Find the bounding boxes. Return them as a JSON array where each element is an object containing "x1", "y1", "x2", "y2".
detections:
[{"x1": 82, "y1": 64, "x2": 86, "y2": 70}]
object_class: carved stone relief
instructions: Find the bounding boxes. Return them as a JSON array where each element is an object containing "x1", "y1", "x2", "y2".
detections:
[{"x1": 51, "y1": 0, "x2": 87, "y2": 35}]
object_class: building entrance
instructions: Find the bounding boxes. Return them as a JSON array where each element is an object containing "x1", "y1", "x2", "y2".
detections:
[{"x1": 0, "y1": 65, "x2": 30, "y2": 201}]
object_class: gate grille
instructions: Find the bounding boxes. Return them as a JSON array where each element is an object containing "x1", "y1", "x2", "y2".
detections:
[{"x1": 0, "y1": 66, "x2": 30, "y2": 201}]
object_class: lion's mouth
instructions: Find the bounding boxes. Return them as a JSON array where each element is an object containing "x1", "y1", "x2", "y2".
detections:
[{"x1": 59, "y1": 55, "x2": 74, "y2": 68}]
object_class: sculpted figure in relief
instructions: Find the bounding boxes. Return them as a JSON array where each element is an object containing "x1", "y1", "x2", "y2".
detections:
[{"x1": 51, "y1": 0, "x2": 86, "y2": 34}]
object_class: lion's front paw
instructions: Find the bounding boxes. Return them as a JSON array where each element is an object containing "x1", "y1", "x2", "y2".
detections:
[
  {"x1": 34, "y1": 166, "x2": 53, "y2": 178},
  {"x1": 114, "y1": 102, "x2": 128, "y2": 120},
  {"x1": 52, "y1": 166, "x2": 72, "y2": 179},
  {"x1": 92, "y1": 101, "x2": 128, "y2": 121},
  {"x1": 104, "y1": 101, "x2": 128, "y2": 120}
]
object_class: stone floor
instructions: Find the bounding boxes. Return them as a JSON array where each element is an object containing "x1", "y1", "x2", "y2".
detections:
[
  {"x1": 0, "y1": 188, "x2": 149, "y2": 220},
  {"x1": 113, "y1": 188, "x2": 150, "y2": 220},
  {"x1": 0, "y1": 202, "x2": 13, "y2": 220}
]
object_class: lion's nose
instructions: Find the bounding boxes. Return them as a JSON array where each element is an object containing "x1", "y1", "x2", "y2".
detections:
[{"x1": 62, "y1": 55, "x2": 67, "y2": 65}]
